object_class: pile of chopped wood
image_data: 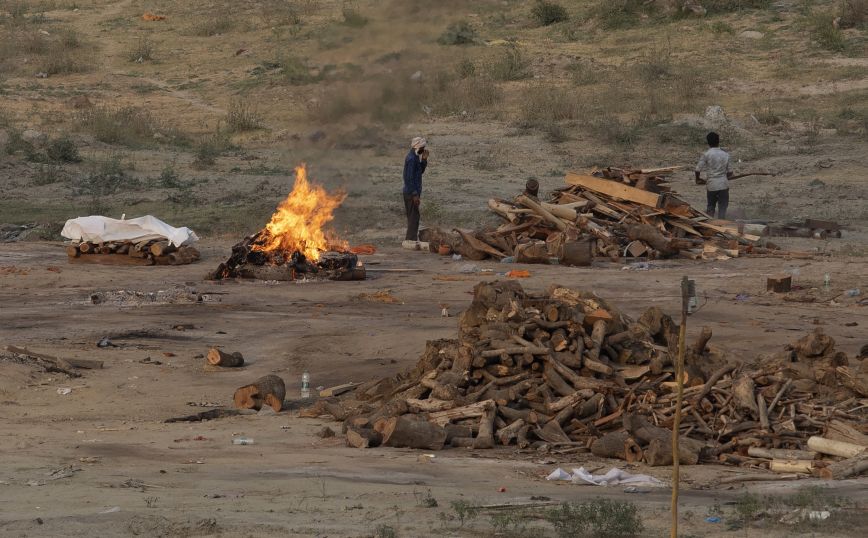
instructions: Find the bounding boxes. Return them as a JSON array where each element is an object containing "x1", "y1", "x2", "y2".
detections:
[
  {"x1": 301, "y1": 281, "x2": 867, "y2": 477},
  {"x1": 421, "y1": 168, "x2": 792, "y2": 265},
  {"x1": 66, "y1": 239, "x2": 200, "y2": 266}
]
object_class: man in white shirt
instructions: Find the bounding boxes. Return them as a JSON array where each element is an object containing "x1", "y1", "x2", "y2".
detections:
[{"x1": 694, "y1": 132, "x2": 733, "y2": 219}]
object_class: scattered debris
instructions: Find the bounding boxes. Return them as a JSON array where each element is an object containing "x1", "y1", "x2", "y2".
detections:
[
  {"x1": 546, "y1": 467, "x2": 664, "y2": 488},
  {"x1": 767, "y1": 218, "x2": 843, "y2": 239},
  {"x1": 316, "y1": 427, "x2": 336, "y2": 438},
  {"x1": 1, "y1": 345, "x2": 102, "y2": 377},
  {"x1": 353, "y1": 290, "x2": 402, "y2": 304},
  {"x1": 142, "y1": 13, "x2": 167, "y2": 21},
  {"x1": 165, "y1": 409, "x2": 256, "y2": 423},
  {"x1": 89, "y1": 286, "x2": 215, "y2": 306}
]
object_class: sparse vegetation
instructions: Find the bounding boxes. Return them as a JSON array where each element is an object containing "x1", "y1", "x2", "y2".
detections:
[
  {"x1": 74, "y1": 154, "x2": 140, "y2": 213},
  {"x1": 190, "y1": 17, "x2": 235, "y2": 37},
  {"x1": 838, "y1": 0, "x2": 867, "y2": 28},
  {"x1": 45, "y1": 136, "x2": 81, "y2": 163},
  {"x1": 438, "y1": 21, "x2": 478, "y2": 45},
  {"x1": 77, "y1": 106, "x2": 184, "y2": 148},
  {"x1": 226, "y1": 98, "x2": 263, "y2": 132},
  {"x1": 546, "y1": 499, "x2": 644, "y2": 538},
  {"x1": 487, "y1": 45, "x2": 532, "y2": 81},
  {"x1": 341, "y1": 4, "x2": 368, "y2": 27},
  {"x1": 193, "y1": 128, "x2": 233, "y2": 168},
  {"x1": 532, "y1": 0, "x2": 569, "y2": 26},
  {"x1": 449, "y1": 500, "x2": 480, "y2": 528},
  {"x1": 455, "y1": 58, "x2": 476, "y2": 79},
  {"x1": 127, "y1": 36, "x2": 155, "y2": 62},
  {"x1": 808, "y1": 12, "x2": 848, "y2": 51}
]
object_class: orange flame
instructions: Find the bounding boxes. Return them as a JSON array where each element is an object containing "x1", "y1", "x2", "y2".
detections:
[{"x1": 253, "y1": 164, "x2": 347, "y2": 261}]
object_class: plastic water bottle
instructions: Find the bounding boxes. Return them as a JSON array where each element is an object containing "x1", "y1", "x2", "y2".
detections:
[
  {"x1": 232, "y1": 437, "x2": 254, "y2": 445},
  {"x1": 823, "y1": 273, "x2": 831, "y2": 291},
  {"x1": 301, "y1": 371, "x2": 310, "y2": 399}
]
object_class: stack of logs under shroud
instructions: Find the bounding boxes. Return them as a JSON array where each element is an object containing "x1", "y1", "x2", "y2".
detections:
[
  {"x1": 301, "y1": 281, "x2": 868, "y2": 477},
  {"x1": 66, "y1": 239, "x2": 200, "y2": 266}
]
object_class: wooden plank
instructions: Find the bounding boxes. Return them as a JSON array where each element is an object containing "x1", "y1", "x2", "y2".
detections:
[
  {"x1": 694, "y1": 221, "x2": 761, "y2": 242},
  {"x1": 319, "y1": 383, "x2": 359, "y2": 398},
  {"x1": 564, "y1": 173, "x2": 661, "y2": 208},
  {"x1": 669, "y1": 220, "x2": 703, "y2": 237},
  {"x1": 68, "y1": 254, "x2": 154, "y2": 266}
]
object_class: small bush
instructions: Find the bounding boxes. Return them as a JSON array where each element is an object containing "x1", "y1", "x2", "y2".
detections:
[
  {"x1": 487, "y1": 45, "x2": 532, "y2": 81},
  {"x1": 74, "y1": 155, "x2": 139, "y2": 213},
  {"x1": 438, "y1": 21, "x2": 478, "y2": 45},
  {"x1": 46, "y1": 136, "x2": 81, "y2": 162},
  {"x1": 594, "y1": 0, "x2": 653, "y2": 30},
  {"x1": 225, "y1": 98, "x2": 263, "y2": 132},
  {"x1": 809, "y1": 13, "x2": 847, "y2": 51},
  {"x1": 455, "y1": 58, "x2": 475, "y2": 79},
  {"x1": 566, "y1": 59, "x2": 598, "y2": 85},
  {"x1": 341, "y1": 4, "x2": 367, "y2": 27},
  {"x1": 33, "y1": 163, "x2": 64, "y2": 186},
  {"x1": 193, "y1": 128, "x2": 232, "y2": 169},
  {"x1": 519, "y1": 84, "x2": 581, "y2": 127},
  {"x1": 546, "y1": 499, "x2": 644, "y2": 538},
  {"x1": 78, "y1": 106, "x2": 182, "y2": 148},
  {"x1": 190, "y1": 17, "x2": 234, "y2": 37},
  {"x1": 158, "y1": 163, "x2": 181, "y2": 188},
  {"x1": 839, "y1": 0, "x2": 867, "y2": 29},
  {"x1": 259, "y1": 0, "x2": 301, "y2": 27},
  {"x1": 532, "y1": 1, "x2": 569, "y2": 26},
  {"x1": 703, "y1": 0, "x2": 772, "y2": 13},
  {"x1": 3, "y1": 128, "x2": 34, "y2": 156},
  {"x1": 127, "y1": 36, "x2": 155, "y2": 62},
  {"x1": 711, "y1": 21, "x2": 735, "y2": 34}
]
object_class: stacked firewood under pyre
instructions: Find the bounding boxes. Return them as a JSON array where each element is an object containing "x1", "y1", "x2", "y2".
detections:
[
  {"x1": 302, "y1": 281, "x2": 867, "y2": 478},
  {"x1": 66, "y1": 239, "x2": 200, "y2": 265},
  {"x1": 421, "y1": 168, "x2": 794, "y2": 265},
  {"x1": 209, "y1": 232, "x2": 363, "y2": 281}
]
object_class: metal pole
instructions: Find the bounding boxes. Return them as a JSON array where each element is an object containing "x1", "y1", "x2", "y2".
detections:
[{"x1": 671, "y1": 275, "x2": 689, "y2": 538}]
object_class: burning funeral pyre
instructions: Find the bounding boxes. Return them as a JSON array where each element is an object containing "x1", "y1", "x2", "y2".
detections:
[{"x1": 210, "y1": 165, "x2": 364, "y2": 281}]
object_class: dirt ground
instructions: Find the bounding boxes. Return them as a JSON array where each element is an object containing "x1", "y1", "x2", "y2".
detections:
[{"x1": 0, "y1": 240, "x2": 866, "y2": 537}]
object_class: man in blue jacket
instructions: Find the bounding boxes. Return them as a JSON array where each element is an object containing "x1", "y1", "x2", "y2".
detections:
[{"x1": 402, "y1": 137, "x2": 428, "y2": 241}]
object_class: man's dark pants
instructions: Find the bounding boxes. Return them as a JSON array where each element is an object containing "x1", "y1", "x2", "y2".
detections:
[
  {"x1": 706, "y1": 189, "x2": 729, "y2": 219},
  {"x1": 403, "y1": 193, "x2": 420, "y2": 241}
]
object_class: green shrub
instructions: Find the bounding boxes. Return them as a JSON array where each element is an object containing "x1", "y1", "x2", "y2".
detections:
[
  {"x1": 33, "y1": 164, "x2": 64, "y2": 185},
  {"x1": 594, "y1": 0, "x2": 654, "y2": 30},
  {"x1": 546, "y1": 499, "x2": 644, "y2": 537},
  {"x1": 532, "y1": 0, "x2": 569, "y2": 26},
  {"x1": 78, "y1": 106, "x2": 183, "y2": 148},
  {"x1": 46, "y1": 136, "x2": 81, "y2": 162},
  {"x1": 438, "y1": 21, "x2": 478, "y2": 45},
  {"x1": 487, "y1": 45, "x2": 532, "y2": 81},
  {"x1": 711, "y1": 21, "x2": 735, "y2": 34},
  {"x1": 74, "y1": 155, "x2": 139, "y2": 213},
  {"x1": 193, "y1": 128, "x2": 232, "y2": 168}
]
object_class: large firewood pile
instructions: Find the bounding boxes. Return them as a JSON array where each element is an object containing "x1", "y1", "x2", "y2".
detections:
[
  {"x1": 421, "y1": 168, "x2": 797, "y2": 265},
  {"x1": 301, "y1": 281, "x2": 867, "y2": 477}
]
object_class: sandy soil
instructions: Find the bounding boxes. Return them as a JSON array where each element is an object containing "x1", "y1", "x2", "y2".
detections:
[{"x1": 0, "y1": 240, "x2": 866, "y2": 537}]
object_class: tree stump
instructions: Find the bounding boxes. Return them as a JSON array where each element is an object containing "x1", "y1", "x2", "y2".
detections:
[{"x1": 233, "y1": 374, "x2": 285, "y2": 412}]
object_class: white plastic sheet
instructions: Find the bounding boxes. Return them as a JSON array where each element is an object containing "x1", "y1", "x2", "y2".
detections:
[
  {"x1": 61, "y1": 215, "x2": 198, "y2": 247},
  {"x1": 546, "y1": 467, "x2": 665, "y2": 488}
]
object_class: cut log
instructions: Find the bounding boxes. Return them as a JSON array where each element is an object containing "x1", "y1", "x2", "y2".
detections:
[
  {"x1": 78, "y1": 242, "x2": 95, "y2": 254},
  {"x1": 207, "y1": 348, "x2": 244, "y2": 367},
  {"x1": 380, "y1": 416, "x2": 447, "y2": 450},
  {"x1": 825, "y1": 420, "x2": 868, "y2": 447},
  {"x1": 535, "y1": 419, "x2": 570, "y2": 444},
  {"x1": 445, "y1": 424, "x2": 473, "y2": 443},
  {"x1": 747, "y1": 447, "x2": 816, "y2": 460},
  {"x1": 623, "y1": 413, "x2": 703, "y2": 465},
  {"x1": 769, "y1": 459, "x2": 814, "y2": 474},
  {"x1": 816, "y1": 452, "x2": 868, "y2": 480},
  {"x1": 516, "y1": 195, "x2": 568, "y2": 232},
  {"x1": 807, "y1": 436, "x2": 866, "y2": 458},
  {"x1": 428, "y1": 400, "x2": 494, "y2": 427},
  {"x1": 587, "y1": 319, "x2": 608, "y2": 362},
  {"x1": 543, "y1": 362, "x2": 576, "y2": 397},
  {"x1": 496, "y1": 418, "x2": 526, "y2": 446},
  {"x1": 347, "y1": 428, "x2": 382, "y2": 448},
  {"x1": 732, "y1": 374, "x2": 759, "y2": 416},
  {"x1": 547, "y1": 389, "x2": 595, "y2": 413},
  {"x1": 591, "y1": 431, "x2": 637, "y2": 461},
  {"x1": 66, "y1": 245, "x2": 80, "y2": 258},
  {"x1": 149, "y1": 241, "x2": 176, "y2": 256},
  {"x1": 473, "y1": 401, "x2": 496, "y2": 449},
  {"x1": 559, "y1": 239, "x2": 593, "y2": 267},
  {"x1": 406, "y1": 398, "x2": 455, "y2": 413},
  {"x1": 766, "y1": 274, "x2": 792, "y2": 293},
  {"x1": 233, "y1": 375, "x2": 286, "y2": 412}
]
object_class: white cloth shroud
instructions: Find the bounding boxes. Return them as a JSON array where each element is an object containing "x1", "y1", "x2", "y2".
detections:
[
  {"x1": 61, "y1": 215, "x2": 198, "y2": 247},
  {"x1": 545, "y1": 467, "x2": 665, "y2": 488}
]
